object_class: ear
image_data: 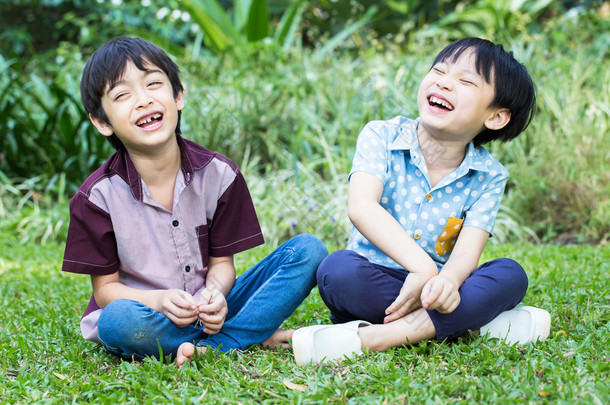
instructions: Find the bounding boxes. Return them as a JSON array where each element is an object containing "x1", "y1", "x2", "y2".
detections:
[
  {"x1": 175, "y1": 91, "x2": 185, "y2": 111},
  {"x1": 89, "y1": 114, "x2": 114, "y2": 137},
  {"x1": 484, "y1": 108, "x2": 511, "y2": 131}
]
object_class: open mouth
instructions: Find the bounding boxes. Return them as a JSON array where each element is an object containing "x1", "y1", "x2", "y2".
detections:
[
  {"x1": 136, "y1": 113, "x2": 163, "y2": 129},
  {"x1": 428, "y1": 95, "x2": 454, "y2": 111}
]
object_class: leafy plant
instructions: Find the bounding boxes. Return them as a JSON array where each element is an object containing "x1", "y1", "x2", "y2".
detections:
[
  {"x1": 179, "y1": 0, "x2": 306, "y2": 53},
  {"x1": 0, "y1": 55, "x2": 111, "y2": 192},
  {"x1": 425, "y1": 0, "x2": 555, "y2": 42}
]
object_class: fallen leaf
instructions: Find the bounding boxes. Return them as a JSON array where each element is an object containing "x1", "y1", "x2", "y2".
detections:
[
  {"x1": 283, "y1": 379, "x2": 307, "y2": 392},
  {"x1": 538, "y1": 391, "x2": 550, "y2": 397},
  {"x1": 53, "y1": 372, "x2": 69, "y2": 381},
  {"x1": 555, "y1": 330, "x2": 568, "y2": 338}
]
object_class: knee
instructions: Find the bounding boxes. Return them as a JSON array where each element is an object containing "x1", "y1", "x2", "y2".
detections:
[
  {"x1": 492, "y1": 258, "x2": 529, "y2": 298},
  {"x1": 98, "y1": 299, "x2": 145, "y2": 348},
  {"x1": 317, "y1": 250, "x2": 363, "y2": 292},
  {"x1": 289, "y1": 233, "x2": 328, "y2": 268},
  {"x1": 281, "y1": 234, "x2": 328, "y2": 285}
]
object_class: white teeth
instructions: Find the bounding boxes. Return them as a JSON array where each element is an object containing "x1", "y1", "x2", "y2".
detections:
[
  {"x1": 137, "y1": 113, "x2": 162, "y2": 126},
  {"x1": 429, "y1": 96, "x2": 454, "y2": 111}
]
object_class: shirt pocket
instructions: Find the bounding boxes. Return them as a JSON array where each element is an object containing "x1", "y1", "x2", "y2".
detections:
[
  {"x1": 435, "y1": 216, "x2": 464, "y2": 256},
  {"x1": 195, "y1": 224, "x2": 209, "y2": 268}
]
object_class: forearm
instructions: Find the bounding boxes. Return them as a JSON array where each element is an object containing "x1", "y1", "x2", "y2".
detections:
[
  {"x1": 205, "y1": 256, "x2": 236, "y2": 297},
  {"x1": 439, "y1": 226, "x2": 489, "y2": 288},
  {"x1": 349, "y1": 199, "x2": 437, "y2": 276},
  {"x1": 439, "y1": 256, "x2": 477, "y2": 288},
  {"x1": 92, "y1": 277, "x2": 165, "y2": 312}
]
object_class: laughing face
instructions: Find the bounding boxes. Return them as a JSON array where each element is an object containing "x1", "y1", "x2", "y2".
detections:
[
  {"x1": 416, "y1": 50, "x2": 509, "y2": 145},
  {"x1": 89, "y1": 60, "x2": 184, "y2": 154}
]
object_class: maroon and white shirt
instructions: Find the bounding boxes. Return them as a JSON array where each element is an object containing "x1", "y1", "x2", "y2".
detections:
[{"x1": 62, "y1": 136, "x2": 264, "y2": 341}]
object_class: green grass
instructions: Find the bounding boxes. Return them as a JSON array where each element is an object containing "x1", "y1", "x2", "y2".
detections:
[{"x1": 1, "y1": 234, "x2": 608, "y2": 404}]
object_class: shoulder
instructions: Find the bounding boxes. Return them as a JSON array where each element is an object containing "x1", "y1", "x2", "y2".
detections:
[
  {"x1": 355, "y1": 116, "x2": 417, "y2": 157},
  {"x1": 180, "y1": 137, "x2": 240, "y2": 174},
  {"x1": 359, "y1": 115, "x2": 414, "y2": 141},
  {"x1": 72, "y1": 152, "x2": 121, "y2": 202},
  {"x1": 471, "y1": 144, "x2": 509, "y2": 179}
]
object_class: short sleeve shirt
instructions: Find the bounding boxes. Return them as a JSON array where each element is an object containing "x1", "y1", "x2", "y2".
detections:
[
  {"x1": 62, "y1": 136, "x2": 264, "y2": 341},
  {"x1": 347, "y1": 116, "x2": 508, "y2": 272}
]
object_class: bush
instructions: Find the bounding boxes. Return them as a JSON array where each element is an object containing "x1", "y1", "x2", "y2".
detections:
[
  {"x1": 0, "y1": 54, "x2": 112, "y2": 194},
  {"x1": 0, "y1": 4, "x2": 608, "y2": 244}
]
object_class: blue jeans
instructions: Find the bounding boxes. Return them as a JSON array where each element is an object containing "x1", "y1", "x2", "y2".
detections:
[
  {"x1": 317, "y1": 250, "x2": 528, "y2": 341},
  {"x1": 97, "y1": 234, "x2": 328, "y2": 360}
]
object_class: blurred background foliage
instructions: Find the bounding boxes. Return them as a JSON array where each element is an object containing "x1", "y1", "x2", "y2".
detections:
[{"x1": 0, "y1": 0, "x2": 608, "y2": 247}]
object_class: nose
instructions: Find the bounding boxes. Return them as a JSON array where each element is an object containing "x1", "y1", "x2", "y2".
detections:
[
  {"x1": 436, "y1": 76, "x2": 453, "y2": 91},
  {"x1": 135, "y1": 90, "x2": 153, "y2": 109}
]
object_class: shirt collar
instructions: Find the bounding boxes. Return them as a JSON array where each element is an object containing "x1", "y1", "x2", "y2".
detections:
[
  {"x1": 389, "y1": 117, "x2": 492, "y2": 174},
  {"x1": 109, "y1": 135, "x2": 214, "y2": 201}
]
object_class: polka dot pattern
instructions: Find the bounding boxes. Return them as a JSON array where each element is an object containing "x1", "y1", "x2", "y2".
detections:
[{"x1": 347, "y1": 116, "x2": 509, "y2": 271}]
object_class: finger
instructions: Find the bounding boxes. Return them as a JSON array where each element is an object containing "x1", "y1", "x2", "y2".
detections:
[
  {"x1": 385, "y1": 293, "x2": 409, "y2": 315},
  {"x1": 384, "y1": 299, "x2": 417, "y2": 323},
  {"x1": 162, "y1": 301, "x2": 197, "y2": 321},
  {"x1": 421, "y1": 280, "x2": 443, "y2": 309},
  {"x1": 420, "y1": 281, "x2": 432, "y2": 303},
  {"x1": 438, "y1": 293, "x2": 461, "y2": 314},
  {"x1": 198, "y1": 311, "x2": 224, "y2": 325},
  {"x1": 198, "y1": 300, "x2": 224, "y2": 315},
  {"x1": 198, "y1": 288, "x2": 213, "y2": 305},
  {"x1": 171, "y1": 292, "x2": 197, "y2": 310},
  {"x1": 204, "y1": 318, "x2": 224, "y2": 331},
  {"x1": 166, "y1": 311, "x2": 198, "y2": 327},
  {"x1": 202, "y1": 320, "x2": 224, "y2": 334}
]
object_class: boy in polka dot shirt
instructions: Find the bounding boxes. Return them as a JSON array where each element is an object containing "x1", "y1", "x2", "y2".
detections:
[{"x1": 292, "y1": 38, "x2": 550, "y2": 365}]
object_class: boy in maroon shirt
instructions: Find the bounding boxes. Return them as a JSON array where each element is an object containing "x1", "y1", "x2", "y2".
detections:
[{"x1": 63, "y1": 37, "x2": 327, "y2": 366}]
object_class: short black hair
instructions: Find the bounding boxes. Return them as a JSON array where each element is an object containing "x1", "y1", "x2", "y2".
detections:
[
  {"x1": 80, "y1": 37, "x2": 184, "y2": 149},
  {"x1": 432, "y1": 37, "x2": 536, "y2": 145}
]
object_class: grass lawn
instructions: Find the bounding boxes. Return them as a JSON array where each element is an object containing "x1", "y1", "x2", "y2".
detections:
[{"x1": 0, "y1": 234, "x2": 608, "y2": 404}]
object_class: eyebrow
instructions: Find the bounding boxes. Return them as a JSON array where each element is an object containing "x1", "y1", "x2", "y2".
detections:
[{"x1": 106, "y1": 68, "x2": 164, "y2": 96}]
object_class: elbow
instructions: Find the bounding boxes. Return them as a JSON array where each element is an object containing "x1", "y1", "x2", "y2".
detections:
[{"x1": 347, "y1": 199, "x2": 367, "y2": 228}]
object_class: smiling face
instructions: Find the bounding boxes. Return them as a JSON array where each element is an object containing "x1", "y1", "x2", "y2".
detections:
[
  {"x1": 89, "y1": 60, "x2": 184, "y2": 154},
  {"x1": 416, "y1": 51, "x2": 510, "y2": 145}
]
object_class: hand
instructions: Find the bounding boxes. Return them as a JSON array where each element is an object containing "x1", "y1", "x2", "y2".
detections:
[
  {"x1": 420, "y1": 274, "x2": 461, "y2": 314},
  {"x1": 158, "y1": 289, "x2": 199, "y2": 327},
  {"x1": 197, "y1": 287, "x2": 228, "y2": 335},
  {"x1": 384, "y1": 272, "x2": 431, "y2": 323}
]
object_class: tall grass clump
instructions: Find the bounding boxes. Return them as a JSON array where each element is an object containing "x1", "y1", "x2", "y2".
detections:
[
  {"x1": 490, "y1": 15, "x2": 610, "y2": 242},
  {"x1": 0, "y1": 171, "x2": 69, "y2": 244}
]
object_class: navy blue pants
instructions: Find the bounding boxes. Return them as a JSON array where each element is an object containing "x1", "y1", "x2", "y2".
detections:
[{"x1": 316, "y1": 250, "x2": 528, "y2": 341}]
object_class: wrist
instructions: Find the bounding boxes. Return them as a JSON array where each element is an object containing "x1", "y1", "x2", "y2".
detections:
[{"x1": 438, "y1": 271, "x2": 461, "y2": 288}]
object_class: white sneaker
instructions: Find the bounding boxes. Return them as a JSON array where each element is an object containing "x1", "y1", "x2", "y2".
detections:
[
  {"x1": 292, "y1": 320, "x2": 371, "y2": 365},
  {"x1": 480, "y1": 305, "x2": 551, "y2": 344}
]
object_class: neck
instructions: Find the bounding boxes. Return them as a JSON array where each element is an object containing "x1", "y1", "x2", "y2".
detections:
[
  {"x1": 127, "y1": 138, "x2": 182, "y2": 187},
  {"x1": 417, "y1": 125, "x2": 469, "y2": 171}
]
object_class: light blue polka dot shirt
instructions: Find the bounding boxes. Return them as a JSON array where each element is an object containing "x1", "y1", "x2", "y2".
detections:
[{"x1": 347, "y1": 116, "x2": 509, "y2": 272}]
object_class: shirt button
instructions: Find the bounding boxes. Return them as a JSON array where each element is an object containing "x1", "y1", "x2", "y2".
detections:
[
  {"x1": 172, "y1": 220, "x2": 179, "y2": 227},
  {"x1": 185, "y1": 265, "x2": 191, "y2": 272},
  {"x1": 414, "y1": 233, "x2": 421, "y2": 240},
  {"x1": 425, "y1": 194, "x2": 432, "y2": 201}
]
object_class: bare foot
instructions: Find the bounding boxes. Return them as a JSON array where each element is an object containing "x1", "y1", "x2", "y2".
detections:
[
  {"x1": 176, "y1": 342, "x2": 206, "y2": 368},
  {"x1": 262, "y1": 328, "x2": 295, "y2": 349}
]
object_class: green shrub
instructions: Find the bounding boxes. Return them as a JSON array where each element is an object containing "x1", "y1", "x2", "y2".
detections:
[
  {"x1": 0, "y1": 55, "x2": 111, "y2": 193},
  {"x1": 0, "y1": 7, "x2": 608, "y2": 244}
]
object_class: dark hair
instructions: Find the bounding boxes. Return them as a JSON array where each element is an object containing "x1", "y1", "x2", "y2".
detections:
[
  {"x1": 80, "y1": 37, "x2": 184, "y2": 149},
  {"x1": 432, "y1": 37, "x2": 536, "y2": 145}
]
